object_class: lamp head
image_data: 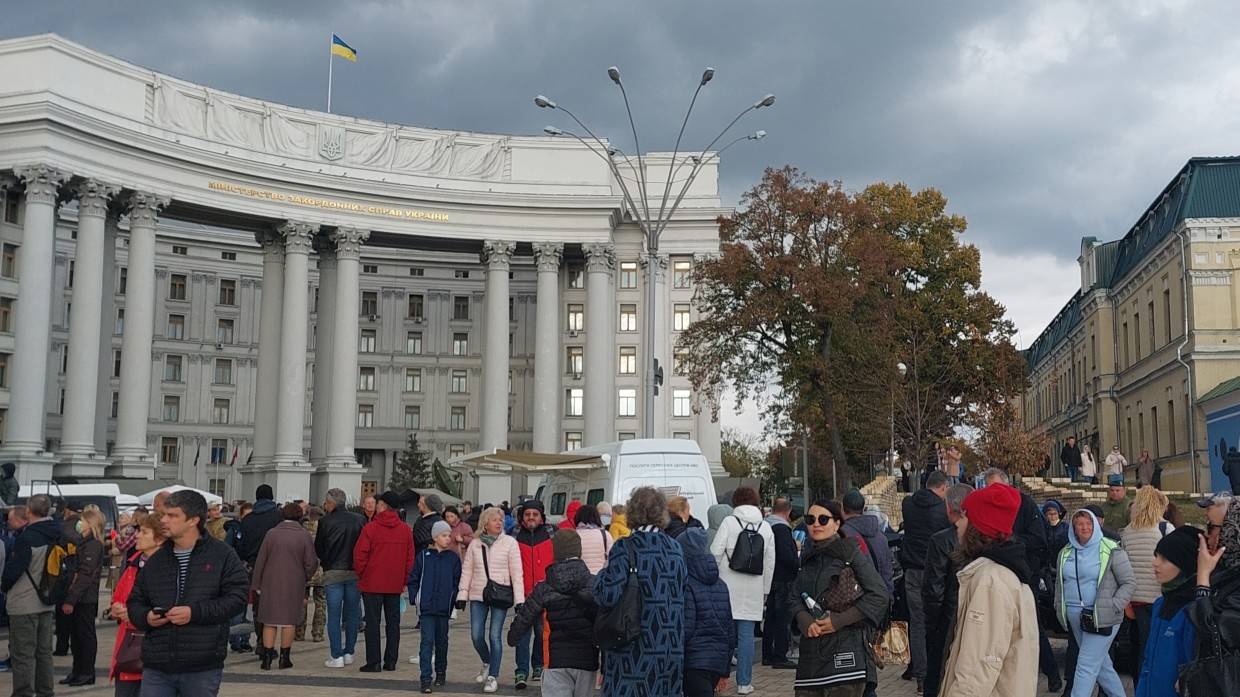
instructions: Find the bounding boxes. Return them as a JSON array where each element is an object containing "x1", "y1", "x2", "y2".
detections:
[
  {"x1": 897, "y1": 362, "x2": 908, "y2": 377},
  {"x1": 607, "y1": 66, "x2": 621, "y2": 85},
  {"x1": 543, "y1": 126, "x2": 563, "y2": 136},
  {"x1": 750, "y1": 130, "x2": 766, "y2": 140},
  {"x1": 700, "y1": 67, "x2": 715, "y2": 85},
  {"x1": 755, "y1": 94, "x2": 776, "y2": 108},
  {"x1": 534, "y1": 95, "x2": 556, "y2": 109}
]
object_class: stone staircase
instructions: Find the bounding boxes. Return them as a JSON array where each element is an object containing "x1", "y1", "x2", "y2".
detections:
[{"x1": 860, "y1": 474, "x2": 906, "y2": 530}]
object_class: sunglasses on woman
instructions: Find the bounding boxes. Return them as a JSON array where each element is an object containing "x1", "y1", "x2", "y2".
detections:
[{"x1": 804, "y1": 513, "x2": 834, "y2": 526}]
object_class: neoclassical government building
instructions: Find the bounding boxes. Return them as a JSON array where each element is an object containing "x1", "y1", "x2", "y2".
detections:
[{"x1": 0, "y1": 35, "x2": 724, "y2": 503}]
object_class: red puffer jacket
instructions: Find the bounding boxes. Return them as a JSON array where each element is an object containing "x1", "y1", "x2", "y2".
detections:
[
  {"x1": 515, "y1": 522, "x2": 557, "y2": 593},
  {"x1": 353, "y1": 509, "x2": 415, "y2": 594}
]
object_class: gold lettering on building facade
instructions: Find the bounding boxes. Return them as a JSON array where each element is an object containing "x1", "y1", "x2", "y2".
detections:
[{"x1": 208, "y1": 182, "x2": 449, "y2": 222}]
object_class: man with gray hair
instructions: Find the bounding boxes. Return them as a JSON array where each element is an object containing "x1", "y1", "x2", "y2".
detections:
[
  {"x1": 316, "y1": 487, "x2": 366, "y2": 668},
  {"x1": 2, "y1": 495, "x2": 62, "y2": 697},
  {"x1": 412, "y1": 493, "x2": 445, "y2": 556},
  {"x1": 921, "y1": 483, "x2": 972, "y2": 697}
]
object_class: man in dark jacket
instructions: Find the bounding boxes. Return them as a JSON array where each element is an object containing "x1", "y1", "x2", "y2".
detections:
[
  {"x1": 921, "y1": 483, "x2": 972, "y2": 697},
  {"x1": 411, "y1": 493, "x2": 444, "y2": 555},
  {"x1": 679, "y1": 527, "x2": 735, "y2": 697},
  {"x1": 128, "y1": 489, "x2": 248, "y2": 696},
  {"x1": 761, "y1": 497, "x2": 799, "y2": 669},
  {"x1": 1060, "y1": 436, "x2": 1082, "y2": 482},
  {"x1": 841, "y1": 490, "x2": 895, "y2": 594},
  {"x1": 317, "y1": 487, "x2": 366, "y2": 667},
  {"x1": 513, "y1": 498, "x2": 556, "y2": 686},
  {"x1": 507, "y1": 529, "x2": 599, "y2": 695},
  {"x1": 899, "y1": 470, "x2": 952, "y2": 689},
  {"x1": 1, "y1": 495, "x2": 62, "y2": 697}
]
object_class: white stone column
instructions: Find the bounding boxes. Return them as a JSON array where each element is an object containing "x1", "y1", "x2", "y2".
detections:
[
  {"x1": 480, "y1": 240, "x2": 515, "y2": 452},
  {"x1": 532, "y1": 243, "x2": 563, "y2": 453},
  {"x1": 57, "y1": 179, "x2": 118, "y2": 472},
  {"x1": 643, "y1": 254, "x2": 670, "y2": 438},
  {"x1": 584, "y1": 242, "x2": 616, "y2": 446},
  {"x1": 321, "y1": 228, "x2": 368, "y2": 496},
  {"x1": 93, "y1": 211, "x2": 118, "y2": 453},
  {"x1": 309, "y1": 244, "x2": 336, "y2": 465},
  {"x1": 0, "y1": 165, "x2": 67, "y2": 483},
  {"x1": 249, "y1": 230, "x2": 285, "y2": 467},
  {"x1": 110, "y1": 192, "x2": 167, "y2": 478},
  {"x1": 273, "y1": 221, "x2": 316, "y2": 467}
]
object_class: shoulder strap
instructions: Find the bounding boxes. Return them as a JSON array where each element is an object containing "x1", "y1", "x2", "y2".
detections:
[
  {"x1": 480, "y1": 543, "x2": 492, "y2": 581},
  {"x1": 623, "y1": 539, "x2": 637, "y2": 572}
]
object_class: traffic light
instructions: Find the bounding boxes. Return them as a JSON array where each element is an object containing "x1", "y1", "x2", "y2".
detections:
[{"x1": 653, "y1": 358, "x2": 664, "y2": 396}]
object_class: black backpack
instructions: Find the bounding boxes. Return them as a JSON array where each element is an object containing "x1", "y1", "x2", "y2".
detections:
[
  {"x1": 727, "y1": 516, "x2": 766, "y2": 575},
  {"x1": 594, "y1": 541, "x2": 643, "y2": 650}
]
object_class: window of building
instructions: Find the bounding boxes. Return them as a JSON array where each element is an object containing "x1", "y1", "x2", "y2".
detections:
[
  {"x1": 113, "y1": 349, "x2": 122, "y2": 378},
  {"x1": 672, "y1": 388, "x2": 691, "y2": 417},
  {"x1": 169, "y1": 274, "x2": 187, "y2": 300},
  {"x1": 619, "y1": 304, "x2": 637, "y2": 332},
  {"x1": 568, "y1": 267, "x2": 584, "y2": 289},
  {"x1": 567, "y1": 303, "x2": 584, "y2": 332},
  {"x1": 620, "y1": 261, "x2": 638, "y2": 289},
  {"x1": 509, "y1": 297, "x2": 515, "y2": 322},
  {"x1": 1151, "y1": 405, "x2": 1160, "y2": 458},
  {"x1": 115, "y1": 309, "x2": 124, "y2": 336},
  {"x1": 451, "y1": 369, "x2": 468, "y2": 393},
  {"x1": 453, "y1": 332, "x2": 468, "y2": 356},
  {"x1": 405, "y1": 368, "x2": 422, "y2": 392},
  {"x1": 1168, "y1": 398, "x2": 1177, "y2": 454},
  {"x1": 454, "y1": 269, "x2": 470, "y2": 279},
  {"x1": 673, "y1": 259, "x2": 692, "y2": 288},
  {"x1": 160, "y1": 437, "x2": 179, "y2": 464},
  {"x1": 214, "y1": 358, "x2": 232, "y2": 385},
  {"x1": 164, "y1": 355, "x2": 183, "y2": 382},
  {"x1": 59, "y1": 388, "x2": 65, "y2": 414},
  {"x1": 673, "y1": 304, "x2": 691, "y2": 331},
  {"x1": 618, "y1": 432, "x2": 636, "y2": 441},
  {"x1": 1134, "y1": 312, "x2": 1142, "y2": 359},
  {"x1": 674, "y1": 348, "x2": 689, "y2": 375},
  {"x1": 1163, "y1": 289, "x2": 1173, "y2": 343},
  {"x1": 1148, "y1": 301, "x2": 1156, "y2": 348},
  {"x1": 673, "y1": 431, "x2": 692, "y2": 440},
  {"x1": 0, "y1": 353, "x2": 7, "y2": 388},
  {"x1": 406, "y1": 331, "x2": 423, "y2": 355},
  {"x1": 1, "y1": 244, "x2": 15, "y2": 278},
  {"x1": 216, "y1": 318, "x2": 234, "y2": 344},
  {"x1": 221, "y1": 251, "x2": 236, "y2": 261},
  {"x1": 410, "y1": 267, "x2": 424, "y2": 277},
  {"x1": 619, "y1": 346, "x2": 637, "y2": 374},
  {"x1": 1122, "y1": 321, "x2": 1130, "y2": 367},
  {"x1": 404, "y1": 405, "x2": 421, "y2": 430},
  {"x1": 362, "y1": 264, "x2": 378, "y2": 274},
  {"x1": 359, "y1": 329, "x2": 376, "y2": 353},
  {"x1": 567, "y1": 346, "x2": 584, "y2": 375},
  {"x1": 0, "y1": 297, "x2": 11, "y2": 332},
  {"x1": 453, "y1": 295, "x2": 470, "y2": 321},
  {"x1": 60, "y1": 345, "x2": 68, "y2": 374},
  {"x1": 117, "y1": 267, "x2": 127, "y2": 295},
  {"x1": 110, "y1": 391, "x2": 119, "y2": 418},
  {"x1": 450, "y1": 406, "x2": 466, "y2": 430},
  {"x1": 565, "y1": 432, "x2": 583, "y2": 451},
  {"x1": 210, "y1": 438, "x2": 229, "y2": 465},
  {"x1": 359, "y1": 366, "x2": 376, "y2": 391},
  {"x1": 217, "y1": 279, "x2": 236, "y2": 306},
  {"x1": 213, "y1": 398, "x2": 230, "y2": 424},
  {"x1": 566, "y1": 388, "x2": 584, "y2": 417},
  {"x1": 449, "y1": 443, "x2": 466, "y2": 458},
  {"x1": 171, "y1": 245, "x2": 187, "y2": 256},
  {"x1": 3, "y1": 193, "x2": 18, "y2": 224},
  {"x1": 67, "y1": 260, "x2": 76, "y2": 288},
  {"x1": 618, "y1": 388, "x2": 637, "y2": 417},
  {"x1": 357, "y1": 404, "x2": 375, "y2": 428},
  {"x1": 360, "y1": 291, "x2": 378, "y2": 317},
  {"x1": 408, "y1": 293, "x2": 424, "y2": 319},
  {"x1": 162, "y1": 395, "x2": 180, "y2": 422}
]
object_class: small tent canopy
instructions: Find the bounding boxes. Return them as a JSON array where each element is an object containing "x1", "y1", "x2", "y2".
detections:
[
  {"x1": 446, "y1": 449, "x2": 608, "y2": 476},
  {"x1": 138, "y1": 485, "x2": 223, "y2": 507},
  {"x1": 412, "y1": 488, "x2": 464, "y2": 507}
]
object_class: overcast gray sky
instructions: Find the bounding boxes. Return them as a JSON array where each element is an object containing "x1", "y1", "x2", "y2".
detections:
[{"x1": 9, "y1": 0, "x2": 1240, "y2": 435}]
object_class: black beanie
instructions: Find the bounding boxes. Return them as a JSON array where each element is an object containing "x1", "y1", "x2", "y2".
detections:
[
  {"x1": 1155, "y1": 525, "x2": 1202, "y2": 577},
  {"x1": 256, "y1": 484, "x2": 274, "y2": 501}
]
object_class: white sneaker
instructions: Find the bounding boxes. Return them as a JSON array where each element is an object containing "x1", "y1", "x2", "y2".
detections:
[
  {"x1": 484, "y1": 676, "x2": 499, "y2": 693},
  {"x1": 737, "y1": 686, "x2": 754, "y2": 695},
  {"x1": 476, "y1": 664, "x2": 489, "y2": 684},
  {"x1": 343, "y1": 653, "x2": 354, "y2": 665},
  {"x1": 324, "y1": 656, "x2": 345, "y2": 668},
  {"x1": 409, "y1": 654, "x2": 419, "y2": 664}
]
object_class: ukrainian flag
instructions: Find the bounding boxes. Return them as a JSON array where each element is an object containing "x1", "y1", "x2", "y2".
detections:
[{"x1": 331, "y1": 34, "x2": 357, "y2": 62}]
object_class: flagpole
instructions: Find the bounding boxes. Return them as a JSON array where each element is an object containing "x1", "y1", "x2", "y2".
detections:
[{"x1": 327, "y1": 38, "x2": 334, "y2": 113}]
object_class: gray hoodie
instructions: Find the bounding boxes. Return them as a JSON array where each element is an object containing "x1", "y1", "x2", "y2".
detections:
[
  {"x1": 706, "y1": 504, "x2": 733, "y2": 549},
  {"x1": 842, "y1": 512, "x2": 896, "y2": 593}
]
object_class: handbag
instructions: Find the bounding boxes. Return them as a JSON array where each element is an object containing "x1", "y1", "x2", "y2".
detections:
[
  {"x1": 1180, "y1": 614, "x2": 1240, "y2": 696},
  {"x1": 480, "y1": 544, "x2": 514, "y2": 609},
  {"x1": 594, "y1": 541, "x2": 644, "y2": 651},
  {"x1": 823, "y1": 561, "x2": 864, "y2": 613},
  {"x1": 114, "y1": 628, "x2": 144, "y2": 673},
  {"x1": 1074, "y1": 554, "x2": 1113, "y2": 636}
]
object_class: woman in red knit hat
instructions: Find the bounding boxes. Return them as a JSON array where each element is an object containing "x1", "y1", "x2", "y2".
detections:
[{"x1": 939, "y1": 483, "x2": 1040, "y2": 696}]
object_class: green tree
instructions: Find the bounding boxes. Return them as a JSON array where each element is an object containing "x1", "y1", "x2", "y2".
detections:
[
  {"x1": 721, "y1": 428, "x2": 766, "y2": 479},
  {"x1": 389, "y1": 433, "x2": 433, "y2": 491}
]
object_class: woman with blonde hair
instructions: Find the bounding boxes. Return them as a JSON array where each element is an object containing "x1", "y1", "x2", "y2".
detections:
[
  {"x1": 62, "y1": 508, "x2": 107, "y2": 686},
  {"x1": 458, "y1": 506, "x2": 524, "y2": 693},
  {"x1": 1120, "y1": 485, "x2": 1172, "y2": 690}
]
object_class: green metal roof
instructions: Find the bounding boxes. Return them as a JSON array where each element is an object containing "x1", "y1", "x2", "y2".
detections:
[{"x1": 1199, "y1": 376, "x2": 1240, "y2": 404}]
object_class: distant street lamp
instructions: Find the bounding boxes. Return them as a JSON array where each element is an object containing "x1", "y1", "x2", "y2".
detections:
[
  {"x1": 535, "y1": 68, "x2": 774, "y2": 438},
  {"x1": 889, "y1": 362, "x2": 908, "y2": 483}
]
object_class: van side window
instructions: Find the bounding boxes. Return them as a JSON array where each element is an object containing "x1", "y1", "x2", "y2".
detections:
[
  {"x1": 551, "y1": 492, "x2": 567, "y2": 516},
  {"x1": 586, "y1": 489, "x2": 604, "y2": 507}
]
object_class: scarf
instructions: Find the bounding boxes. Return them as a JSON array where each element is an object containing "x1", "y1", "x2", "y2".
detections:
[
  {"x1": 480, "y1": 534, "x2": 498, "y2": 547},
  {"x1": 1219, "y1": 499, "x2": 1240, "y2": 572},
  {"x1": 1158, "y1": 574, "x2": 1197, "y2": 620}
]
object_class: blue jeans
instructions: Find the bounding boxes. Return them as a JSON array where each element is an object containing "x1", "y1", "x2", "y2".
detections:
[
  {"x1": 419, "y1": 614, "x2": 450, "y2": 682},
  {"x1": 470, "y1": 601, "x2": 507, "y2": 678},
  {"x1": 325, "y1": 579, "x2": 361, "y2": 659},
  {"x1": 139, "y1": 667, "x2": 223, "y2": 697},
  {"x1": 1067, "y1": 607, "x2": 1124, "y2": 697},
  {"x1": 735, "y1": 619, "x2": 756, "y2": 687},
  {"x1": 514, "y1": 616, "x2": 544, "y2": 676}
]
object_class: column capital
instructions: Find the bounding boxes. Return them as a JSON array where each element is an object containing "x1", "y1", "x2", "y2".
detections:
[
  {"x1": 584, "y1": 242, "x2": 616, "y2": 272},
  {"x1": 278, "y1": 221, "x2": 318, "y2": 255},
  {"x1": 123, "y1": 191, "x2": 170, "y2": 228},
  {"x1": 16, "y1": 164, "x2": 70, "y2": 206},
  {"x1": 331, "y1": 227, "x2": 369, "y2": 259},
  {"x1": 74, "y1": 179, "x2": 120, "y2": 220},
  {"x1": 693, "y1": 251, "x2": 721, "y2": 264},
  {"x1": 532, "y1": 242, "x2": 564, "y2": 271},
  {"x1": 638, "y1": 253, "x2": 668, "y2": 270},
  {"x1": 482, "y1": 240, "x2": 516, "y2": 270}
]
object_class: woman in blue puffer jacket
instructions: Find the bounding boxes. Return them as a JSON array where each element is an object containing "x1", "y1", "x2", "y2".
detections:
[{"x1": 679, "y1": 527, "x2": 735, "y2": 697}]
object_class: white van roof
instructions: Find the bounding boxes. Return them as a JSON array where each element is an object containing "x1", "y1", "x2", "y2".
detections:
[{"x1": 20, "y1": 483, "x2": 122, "y2": 498}]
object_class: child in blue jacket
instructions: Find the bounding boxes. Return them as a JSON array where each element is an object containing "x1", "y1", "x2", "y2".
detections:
[
  {"x1": 679, "y1": 527, "x2": 735, "y2": 697},
  {"x1": 408, "y1": 520, "x2": 463, "y2": 693},
  {"x1": 1136, "y1": 525, "x2": 1201, "y2": 697}
]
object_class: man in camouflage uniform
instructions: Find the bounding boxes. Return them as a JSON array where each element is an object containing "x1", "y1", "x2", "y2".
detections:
[{"x1": 296, "y1": 505, "x2": 327, "y2": 642}]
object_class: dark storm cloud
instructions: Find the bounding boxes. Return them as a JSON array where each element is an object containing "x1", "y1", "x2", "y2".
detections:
[{"x1": 8, "y1": 0, "x2": 1240, "y2": 335}]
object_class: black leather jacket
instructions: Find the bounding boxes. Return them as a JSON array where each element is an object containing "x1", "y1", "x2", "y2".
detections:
[
  {"x1": 922, "y1": 526, "x2": 959, "y2": 629},
  {"x1": 315, "y1": 508, "x2": 365, "y2": 572}
]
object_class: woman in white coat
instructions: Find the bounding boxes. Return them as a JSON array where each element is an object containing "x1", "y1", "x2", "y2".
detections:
[
  {"x1": 1080, "y1": 443, "x2": 1099, "y2": 485},
  {"x1": 708, "y1": 486, "x2": 775, "y2": 695}
]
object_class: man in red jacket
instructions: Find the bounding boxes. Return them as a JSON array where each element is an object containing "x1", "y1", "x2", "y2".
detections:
[
  {"x1": 353, "y1": 491, "x2": 415, "y2": 673},
  {"x1": 513, "y1": 498, "x2": 556, "y2": 687}
]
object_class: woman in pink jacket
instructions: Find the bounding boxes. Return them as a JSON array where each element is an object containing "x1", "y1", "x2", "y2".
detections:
[
  {"x1": 573, "y1": 503, "x2": 613, "y2": 574},
  {"x1": 457, "y1": 507, "x2": 524, "y2": 693}
]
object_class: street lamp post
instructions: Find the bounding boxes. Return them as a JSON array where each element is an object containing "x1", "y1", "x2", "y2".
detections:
[
  {"x1": 536, "y1": 68, "x2": 774, "y2": 439},
  {"x1": 890, "y1": 362, "x2": 907, "y2": 484}
]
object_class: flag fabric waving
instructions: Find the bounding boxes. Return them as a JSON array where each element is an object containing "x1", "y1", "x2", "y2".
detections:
[{"x1": 331, "y1": 34, "x2": 357, "y2": 62}]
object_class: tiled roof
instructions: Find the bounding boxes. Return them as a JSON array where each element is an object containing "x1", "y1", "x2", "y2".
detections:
[
  {"x1": 1024, "y1": 293, "x2": 1082, "y2": 369},
  {"x1": 1199, "y1": 376, "x2": 1240, "y2": 404}
]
